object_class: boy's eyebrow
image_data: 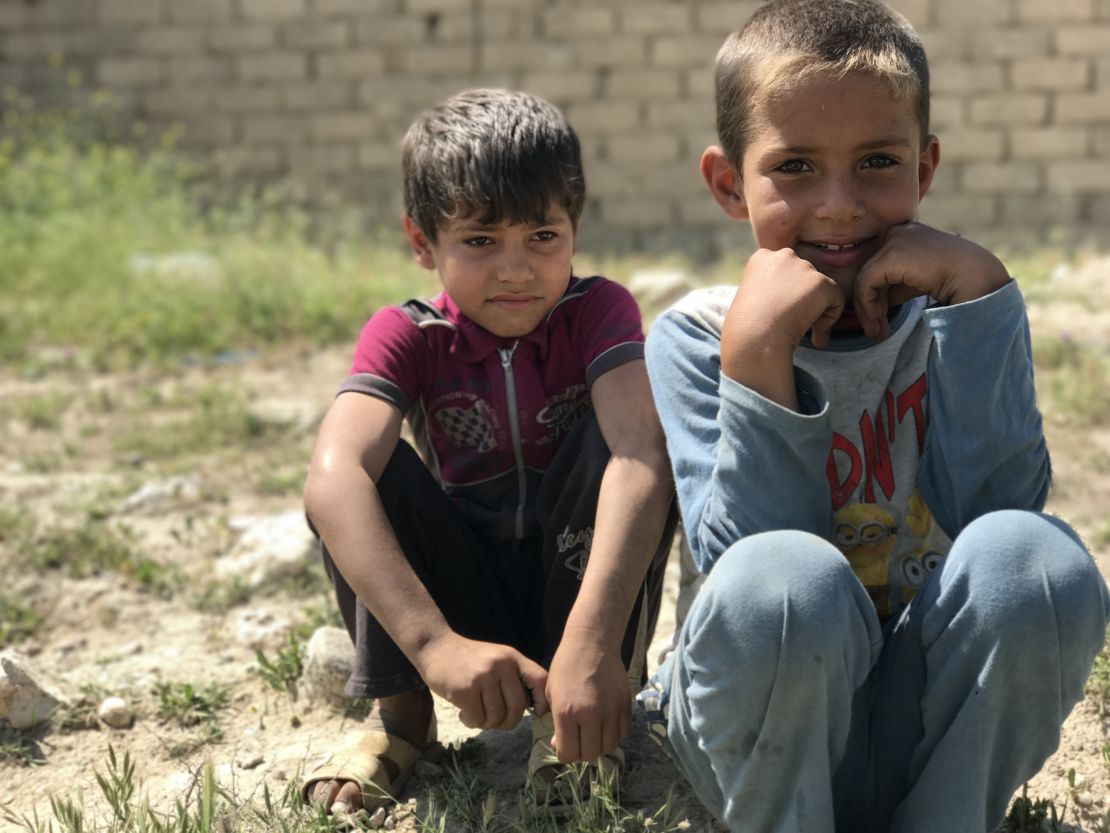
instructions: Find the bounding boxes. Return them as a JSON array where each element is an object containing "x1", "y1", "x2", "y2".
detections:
[{"x1": 771, "y1": 136, "x2": 915, "y2": 155}]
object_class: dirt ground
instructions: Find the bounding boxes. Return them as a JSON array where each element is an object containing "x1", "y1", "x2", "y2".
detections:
[{"x1": 1, "y1": 258, "x2": 1109, "y2": 832}]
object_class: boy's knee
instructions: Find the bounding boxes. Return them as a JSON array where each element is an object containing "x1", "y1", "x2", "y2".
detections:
[
  {"x1": 945, "y1": 510, "x2": 1108, "y2": 644},
  {"x1": 688, "y1": 530, "x2": 873, "y2": 656}
]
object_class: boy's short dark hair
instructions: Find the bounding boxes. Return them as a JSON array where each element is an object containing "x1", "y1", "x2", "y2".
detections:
[
  {"x1": 401, "y1": 88, "x2": 586, "y2": 240},
  {"x1": 715, "y1": 0, "x2": 930, "y2": 168}
]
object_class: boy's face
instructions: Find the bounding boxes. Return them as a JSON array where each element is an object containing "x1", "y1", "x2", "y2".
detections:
[
  {"x1": 705, "y1": 71, "x2": 940, "y2": 330},
  {"x1": 403, "y1": 205, "x2": 576, "y2": 338}
]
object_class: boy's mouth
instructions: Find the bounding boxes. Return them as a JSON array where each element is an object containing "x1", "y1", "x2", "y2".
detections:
[{"x1": 800, "y1": 237, "x2": 876, "y2": 271}]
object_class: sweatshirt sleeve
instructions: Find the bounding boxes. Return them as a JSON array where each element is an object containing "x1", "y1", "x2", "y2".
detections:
[
  {"x1": 646, "y1": 305, "x2": 833, "y2": 574},
  {"x1": 917, "y1": 279, "x2": 1051, "y2": 539}
]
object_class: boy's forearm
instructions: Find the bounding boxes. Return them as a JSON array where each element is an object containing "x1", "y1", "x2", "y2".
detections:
[
  {"x1": 304, "y1": 464, "x2": 454, "y2": 665},
  {"x1": 562, "y1": 449, "x2": 674, "y2": 648}
]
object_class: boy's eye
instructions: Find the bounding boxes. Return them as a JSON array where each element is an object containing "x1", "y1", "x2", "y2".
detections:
[
  {"x1": 463, "y1": 235, "x2": 494, "y2": 247},
  {"x1": 532, "y1": 230, "x2": 558, "y2": 242},
  {"x1": 774, "y1": 158, "x2": 811, "y2": 174},
  {"x1": 862, "y1": 154, "x2": 898, "y2": 169}
]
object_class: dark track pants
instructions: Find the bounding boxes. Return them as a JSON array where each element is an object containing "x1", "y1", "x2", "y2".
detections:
[{"x1": 318, "y1": 413, "x2": 677, "y2": 698}]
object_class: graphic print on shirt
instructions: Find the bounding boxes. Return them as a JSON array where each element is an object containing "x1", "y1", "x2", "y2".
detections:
[
  {"x1": 826, "y1": 373, "x2": 950, "y2": 615},
  {"x1": 536, "y1": 384, "x2": 591, "y2": 446},
  {"x1": 557, "y1": 525, "x2": 593, "y2": 581},
  {"x1": 434, "y1": 396, "x2": 499, "y2": 453}
]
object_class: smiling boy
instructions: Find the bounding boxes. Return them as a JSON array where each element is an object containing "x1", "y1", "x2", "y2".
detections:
[
  {"x1": 301, "y1": 89, "x2": 675, "y2": 816},
  {"x1": 637, "y1": 2, "x2": 1110, "y2": 832}
]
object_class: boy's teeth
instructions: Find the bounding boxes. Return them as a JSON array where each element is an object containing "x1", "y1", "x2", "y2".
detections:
[{"x1": 816, "y1": 242, "x2": 855, "y2": 251}]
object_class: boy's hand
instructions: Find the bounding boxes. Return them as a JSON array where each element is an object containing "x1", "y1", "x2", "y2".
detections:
[
  {"x1": 854, "y1": 222, "x2": 1010, "y2": 341},
  {"x1": 415, "y1": 632, "x2": 548, "y2": 731},
  {"x1": 546, "y1": 625, "x2": 630, "y2": 764},
  {"x1": 722, "y1": 247, "x2": 845, "y2": 409}
]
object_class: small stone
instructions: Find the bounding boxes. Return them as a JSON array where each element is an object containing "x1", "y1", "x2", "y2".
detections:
[
  {"x1": 239, "y1": 756, "x2": 265, "y2": 770},
  {"x1": 383, "y1": 814, "x2": 396, "y2": 831},
  {"x1": 1078, "y1": 791, "x2": 1096, "y2": 808},
  {"x1": 97, "y1": 696, "x2": 133, "y2": 729},
  {"x1": 368, "y1": 807, "x2": 387, "y2": 829},
  {"x1": 301, "y1": 626, "x2": 355, "y2": 707},
  {"x1": 0, "y1": 650, "x2": 67, "y2": 729}
]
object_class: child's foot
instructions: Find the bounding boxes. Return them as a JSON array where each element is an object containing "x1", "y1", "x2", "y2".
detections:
[
  {"x1": 527, "y1": 713, "x2": 625, "y2": 815},
  {"x1": 303, "y1": 695, "x2": 436, "y2": 814}
]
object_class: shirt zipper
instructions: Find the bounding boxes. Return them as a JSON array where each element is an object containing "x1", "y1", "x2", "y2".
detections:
[{"x1": 499, "y1": 341, "x2": 527, "y2": 541}]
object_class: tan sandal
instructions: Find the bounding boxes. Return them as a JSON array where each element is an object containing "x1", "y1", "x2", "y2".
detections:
[
  {"x1": 302, "y1": 711, "x2": 436, "y2": 812},
  {"x1": 526, "y1": 713, "x2": 624, "y2": 816}
]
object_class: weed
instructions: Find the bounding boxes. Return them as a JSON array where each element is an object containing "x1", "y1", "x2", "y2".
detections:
[
  {"x1": 55, "y1": 683, "x2": 112, "y2": 732},
  {"x1": 14, "y1": 392, "x2": 69, "y2": 431},
  {"x1": 0, "y1": 723, "x2": 45, "y2": 767},
  {"x1": 254, "y1": 634, "x2": 304, "y2": 698},
  {"x1": 155, "y1": 681, "x2": 230, "y2": 729},
  {"x1": 25, "y1": 520, "x2": 180, "y2": 597},
  {"x1": 1033, "y1": 335, "x2": 1110, "y2": 427},
  {"x1": 1005, "y1": 783, "x2": 1068, "y2": 833},
  {"x1": 1086, "y1": 625, "x2": 1110, "y2": 712},
  {"x1": 0, "y1": 591, "x2": 43, "y2": 646},
  {"x1": 256, "y1": 468, "x2": 305, "y2": 496}
]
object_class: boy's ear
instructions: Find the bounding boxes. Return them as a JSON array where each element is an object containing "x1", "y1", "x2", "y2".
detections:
[
  {"x1": 917, "y1": 134, "x2": 941, "y2": 200},
  {"x1": 701, "y1": 146, "x2": 747, "y2": 220},
  {"x1": 402, "y1": 215, "x2": 437, "y2": 270}
]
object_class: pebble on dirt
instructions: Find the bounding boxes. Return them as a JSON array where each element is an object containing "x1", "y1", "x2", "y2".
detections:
[
  {"x1": 301, "y1": 626, "x2": 355, "y2": 706},
  {"x1": 97, "y1": 696, "x2": 133, "y2": 729}
]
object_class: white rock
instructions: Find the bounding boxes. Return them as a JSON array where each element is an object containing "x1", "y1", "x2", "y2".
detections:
[
  {"x1": 129, "y1": 252, "x2": 222, "y2": 286},
  {"x1": 118, "y1": 476, "x2": 203, "y2": 515},
  {"x1": 0, "y1": 650, "x2": 67, "y2": 729},
  {"x1": 215, "y1": 511, "x2": 317, "y2": 589},
  {"x1": 233, "y1": 608, "x2": 293, "y2": 650},
  {"x1": 97, "y1": 696, "x2": 133, "y2": 729},
  {"x1": 368, "y1": 807, "x2": 388, "y2": 829},
  {"x1": 247, "y1": 398, "x2": 323, "y2": 432},
  {"x1": 301, "y1": 626, "x2": 354, "y2": 706}
]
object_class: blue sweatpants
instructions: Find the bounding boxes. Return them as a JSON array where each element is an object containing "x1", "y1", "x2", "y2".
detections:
[{"x1": 653, "y1": 510, "x2": 1109, "y2": 833}]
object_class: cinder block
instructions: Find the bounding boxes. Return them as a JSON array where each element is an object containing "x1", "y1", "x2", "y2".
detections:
[
  {"x1": 541, "y1": 7, "x2": 615, "y2": 38},
  {"x1": 242, "y1": 114, "x2": 311, "y2": 144},
  {"x1": 970, "y1": 94, "x2": 1048, "y2": 126},
  {"x1": 520, "y1": 71, "x2": 598, "y2": 104},
  {"x1": 169, "y1": 56, "x2": 233, "y2": 84},
  {"x1": 573, "y1": 37, "x2": 647, "y2": 69},
  {"x1": 174, "y1": 115, "x2": 236, "y2": 144},
  {"x1": 931, "y1": 61, "x2": 1005, "y2": 94},
  {"x1": 566, "y1": 100, "x2": 642, "y2": 134},
  {"x1": 693, "y1": 1, "x2": 763, "y2": 34},
  {"x1": 936, "y1": 0, "x2": 1013, "y2": 23},
  {"x1": 646, "y1": 98, "x2": 715, "y2": 128},
  {"x1": 916, "y1": 194, "x2": 1000, "y2": 229},
  {"x1": 917, "y1": 28, "x2": 969, "y2": 60},
  {"x1": 317, "y1": 0, "x2": 389, "y2": 12},
  {"x1": 1001, "y1": 194, "x2": 1085, "y2": 225},
  {"x1": 652, "y1": 36, "x2": 725, "y2": 69},
  {"x1": 311, "y1": 113, "x2": 377, "y2": 141},
  {"x1": 406, "y1": 0, "x2": 473, "y2": 12},
  {"x1": 290, "y1": 144, "x2": 356, "y2": 174},
  {"x1": 1012, "y1": 127, "x2": 1090, "y2": 158},
  {"x1": 141, "y1": 86, "x2": 210, "y2": 113},
  {"x1": 935, "y1": 128, "x2": 1005, "y2": 161},
  {"x1": 0, "y1": 3, "x2": 26, "y2": 28},
  {"x1": 169, "y1": 0, "x2": 234, "y2": 22},
  {"x1": 397, "y1": 44, "x2": 474, "y2": 74},
  {"x1": 208, "y1": 25, "x2": 277, "y2": 51},
  {"x1": 238, "y1": 53, "x2": 308, "y2": 82},
  {"x1": 281, "y1": 20, "x2": 352, "y2": 49},
  {"x1": 354, "y1": 16, "x2": 424, "y2": 44},
  {"x1": 1047, "y1": 160, "x2": 1110, "y2": 190},
  {"x1": 963, "y1": 161, "x2": 1043, "y2": 194},
  {"x1": 679, "y1": 196, "x2": 732, "y2": 226},
  {"x1": 136, "y1": 27, "x2": 206, "y2": 54},
  {"x1": 1017, "y1": 0, "x2": 1096, "y2": 21},
  {"x1": 1056, "y1": 25, "x2": 1110, "y2": 53},
  {"x1": 100, "y1": 0, "x2": 165, "y2": 24},
  {"x1": 240, "y1": 0, "x2": 307, "y2": 20},
  {"x1": 481, "y1": 40, "x2": 574, "y2": 72},
  {"x1": 213, "y1": 85, "x2": 280, "y2": 112},
  {"x1": 888, "y1": 0, "x2": 932, "y2": 28},
  {"x1": 280, "y1": 81, "x2": 353, "y2": 110},
  {"x1": 316, "y1": 50, "x2": 386, "y2": 78},
  {"x1": 1011, "y1": 58, "x2": 1090, "y2": 91},
  {"x1": 608, "y1": 69, "x2": 682, "y2": 100},
  {"x1": 619, "y1": 4, "x2": 693, "y2": 35},
  {"x1": 97, "y1": 57, "x2": 165, "y2": 87},
  {"x1": 971, "y1": 28, "x2": 1051, "y2": 58},
  {"x1": 357, "y1": 142, "x2": 397, "y2": 170},
  {"x1": 605, "y1": 133, "x2": 682, "y2": 163},
  {"x1": 930, "y1": 96, "x2": 967, "y2": 130},
  {"x1": 1056, "y1": 91, "x2": 1110, "y2": 122}
]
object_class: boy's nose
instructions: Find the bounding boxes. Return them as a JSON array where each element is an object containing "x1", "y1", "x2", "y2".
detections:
[
  {"x1": 816, "y1": 176, "x2": 865, "y2": 223},
  {"x1": 495, "y1": 249, "x2": 534, "y2": 283}
]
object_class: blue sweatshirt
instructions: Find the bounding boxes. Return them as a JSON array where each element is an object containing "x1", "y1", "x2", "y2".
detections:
[{"x1": 646, "y1": 280, "x2": 1050, "y2": 617}]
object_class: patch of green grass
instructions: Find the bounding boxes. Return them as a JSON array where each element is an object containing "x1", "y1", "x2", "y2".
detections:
[
  {"x1": 14, "y1": 391, "x2": 69, "y2": 430},
  {"x1": 0, "y1": 91, "x2": 433, "y2": 372},
  {"x1": 0, "y1": 723, "x2": 46, "y2": 768},
  {"x1": 0, "y1": 591, "x2": 43, "y2": 647},
  {"x1": 254, "y1": 634, "x2": 304, "y2": 698},
  {"x1": 1033, "y1": 335, "x2": 1110, "y2": 427},
  {"x1": 256, "y1": 468, "x2": 306, "y2": 497},
  {"x1": 154, "y1": 681, "x2": 230, "y2": 729},
  {"x1": 25, "y1": 520, "x2": 180, "y2": 597},
  {"x1": 1005, "y1": 783, "x2": 1068, "y2": 833}
]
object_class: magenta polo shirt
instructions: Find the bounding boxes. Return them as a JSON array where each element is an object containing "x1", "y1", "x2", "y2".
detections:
[{"x1": 339, "y1": 275, "x2": 645, "y2": 544}]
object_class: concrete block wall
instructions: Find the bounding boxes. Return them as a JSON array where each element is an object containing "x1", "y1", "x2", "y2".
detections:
[{"x1": 1, "y1": 0, "x2": 1108, "y2": 258}]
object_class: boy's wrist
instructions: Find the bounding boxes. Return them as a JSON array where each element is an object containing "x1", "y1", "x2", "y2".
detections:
[{"x1": 942, "y1": 236, "x2": 1010, "y2": 306}]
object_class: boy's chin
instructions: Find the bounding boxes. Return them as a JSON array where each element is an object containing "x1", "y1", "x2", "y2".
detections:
[{"x1": 832, "y1": 310, "x2": 866, "y2": 334}]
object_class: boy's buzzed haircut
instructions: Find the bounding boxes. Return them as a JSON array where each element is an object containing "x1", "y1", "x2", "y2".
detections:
[
  {"x1": 715, "y1": 0, "x2": 930, "y2": 167},
  {"x1": 402, "y1": 88, "x2": 586, "y2": 240}
]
